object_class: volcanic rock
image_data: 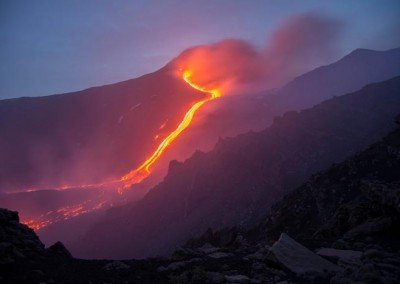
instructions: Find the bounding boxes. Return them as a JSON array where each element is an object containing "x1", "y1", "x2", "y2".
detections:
[
  {"x1": 208, "y1": 252, "x2": 234, "y2": 259},
  {"x1": 343, "y1": 217, "x2": 393, "y2": 240},
  {"x1": 269, "y1": 233, "x2": 343, "y2": 276},
  {"x1": 46, "y1": 241, "x2": 72, "y2": 258},
  {"x1": 205, "y1": 271, "x2": 225, "y2": 283},
  {"x1": 103, "y1": 260, "x2": 130, "y2": 271},
  {"x1": 318, "y1": 247, "x2": 362, "y2": 262},
  {"x1": 198, "y1": 243, "x2": 221, "y2": 254},
  {"x1": 0, "y1": 208, "x2": 45, "y2": 264},
  {"x1": 224, "y1": 274, "x2": 250, "y2": 283}
]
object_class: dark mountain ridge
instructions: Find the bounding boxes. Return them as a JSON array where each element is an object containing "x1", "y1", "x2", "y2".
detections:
[
  {"x1": 271, "y1": 47, "x2": 400, "y2": 111},
  {"x1": 260, "y1": 127, "x2": 400, "y2": 250}
]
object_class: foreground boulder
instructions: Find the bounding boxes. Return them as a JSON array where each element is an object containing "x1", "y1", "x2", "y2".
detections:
[
  {"x1": 330, "y1": 249, "x2": 400, "y2": 283},
  {"x1": 269, "y1": 233, "x2": 343, "y2": 276},
  {"x1": 0, "y1": 208, "x2": 45, "y2": 264},
  {"x1": 46, "y1": 241, "x2": 72, "y2": 258},
  {"x1": 316, "y1": 248, "x2": 362, "y2": 266},
  {"x1": 0, "y1": 208, "x2": 169, "y2": 283}
]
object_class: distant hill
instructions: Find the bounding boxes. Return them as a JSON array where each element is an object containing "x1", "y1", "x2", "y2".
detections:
[
  {"x1": 271, "y1": 47, "x2": 400, "y2": 111},
  {"x1": 70, "y1": 77, "x2": 400, "y2": 259}
]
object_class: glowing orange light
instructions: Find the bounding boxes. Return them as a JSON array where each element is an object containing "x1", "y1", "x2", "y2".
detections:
[
  {"x1": 21, "y1": 198, "x2": 109, "y2": 231},
  {"x1": 182, "y1": 70, "x2": 221, "y2": 99},
  {"x1": 120, "y1": 70, "x2": 220, "y2": 188}
]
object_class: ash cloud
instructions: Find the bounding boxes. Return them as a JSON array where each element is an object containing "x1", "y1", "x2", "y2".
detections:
[{"x1": 172, "y1": 13, "x2": 342, "y2": 94}]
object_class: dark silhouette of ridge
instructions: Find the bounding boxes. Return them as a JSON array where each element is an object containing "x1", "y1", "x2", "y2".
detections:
[{"x1": 271, "y1": 47, "x2": 400, "y2": 111}]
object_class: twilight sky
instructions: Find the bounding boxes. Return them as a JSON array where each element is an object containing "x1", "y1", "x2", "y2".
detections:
[{"x1": 1, "y1": 0, "x2": 399, "y2": 99}]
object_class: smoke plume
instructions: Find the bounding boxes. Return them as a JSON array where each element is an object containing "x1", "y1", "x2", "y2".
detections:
[{"x1": 172, "y1": 13, "x2": 342, "y2": 94}]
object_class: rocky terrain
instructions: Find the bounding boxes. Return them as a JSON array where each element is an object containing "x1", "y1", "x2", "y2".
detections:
[
  {"x1": 2, "y1": 119, "x2": 399, "y2": 283},
  {"x1": 0, "y1": 208, "x2": 167, "y2": 283},
  {"x1": 175, "y1": 125, "x2": 400, "y2": 283}
]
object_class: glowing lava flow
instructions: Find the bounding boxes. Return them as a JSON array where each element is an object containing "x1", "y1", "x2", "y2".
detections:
[
  {"x1": 18, "y1": 70, "x2": 220, "y2": 230},
  {"x1": 120, "y1": 70, "x2": 220, "y2": 188},
  {"x1": 22, "y1": 199, "x2": 108, "y2": 230},
  {"x1": 16, "y1": 70, "x2": 220, "y2": 192}
]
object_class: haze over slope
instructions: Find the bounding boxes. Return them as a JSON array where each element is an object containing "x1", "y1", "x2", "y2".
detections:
[
  {"x1": 0, "y1": 68, "x2": 204, "y2": 192},
  {"x1": 70, "y1": 77, "x2": 400, "y2": 259}
]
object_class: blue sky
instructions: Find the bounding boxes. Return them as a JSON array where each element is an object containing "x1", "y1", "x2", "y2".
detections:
[{"x1": 1, "y1": 0, "x2": 399, "y2": 99}]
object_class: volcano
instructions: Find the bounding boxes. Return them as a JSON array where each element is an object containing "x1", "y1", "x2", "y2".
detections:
[{"x1": 1, "y1": 46, "x2": 400, "y2": 249}]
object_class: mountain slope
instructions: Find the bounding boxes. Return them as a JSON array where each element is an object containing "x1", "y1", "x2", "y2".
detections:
[
  {"x1": 271, "y1": 47, "x2": 400, "y2": 111},
  {"x1": 0, "y1": 67, "x2": 204, "y2": 192},
  {"x1": 72, "y1": 76, "x2": 400, "y2": 259},
  {"x1": 260, "y1": 126, "x2": 400, "y2": 250}
]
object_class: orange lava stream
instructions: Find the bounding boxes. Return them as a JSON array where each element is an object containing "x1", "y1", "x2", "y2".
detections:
[
  {"x1": 19, "y1": 69, "x2": 221, "y2": 230},
  {"x1": 22, "y1": 194, "x2": 111, "y2": 230},
  {"x1": 120, "y1": 70, "x2": 220, "y2": 188}
]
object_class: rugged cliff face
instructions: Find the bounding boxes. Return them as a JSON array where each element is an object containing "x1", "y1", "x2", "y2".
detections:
[
  {"x1": 261, "y1": 127, "x2": 400, "y2": 250},
  {"x1": 0, "y1": 208, "x2": 45, "y2": 264},
  {"x1": 72, "y1": 77, "x2": 400, "y2": 259}
]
